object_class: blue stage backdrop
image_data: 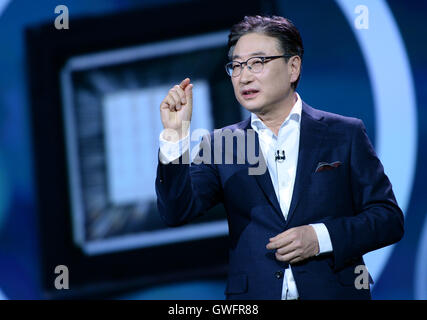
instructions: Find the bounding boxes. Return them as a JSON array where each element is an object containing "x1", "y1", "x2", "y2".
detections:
[{"x1": 0, "y1": 0, "x2": 426, "y2": 300}]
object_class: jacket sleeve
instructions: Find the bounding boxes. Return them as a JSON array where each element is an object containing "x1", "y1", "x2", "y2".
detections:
[
  {"x1": 323, "y1": 119, "x2": 404, "y2": 271},
  {"x1": 155, "y1": 133, "x2": 223, "y2": 227}
]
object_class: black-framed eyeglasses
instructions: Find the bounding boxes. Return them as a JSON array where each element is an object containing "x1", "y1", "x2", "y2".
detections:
[{"x1": 225, "y1": 55, "x2": 292, "y2": 77}]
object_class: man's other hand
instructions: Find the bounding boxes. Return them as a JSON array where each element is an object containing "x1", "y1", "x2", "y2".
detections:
[{"x1": 266, "y1": 225, "x2": 319, "y2": 264}]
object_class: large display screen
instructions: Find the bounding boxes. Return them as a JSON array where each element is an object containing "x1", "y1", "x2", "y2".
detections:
[{"x1": 60, "y1": 31, "x2": 234, "y2": 255}]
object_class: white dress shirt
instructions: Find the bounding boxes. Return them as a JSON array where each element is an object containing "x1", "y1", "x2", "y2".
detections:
[
  {"x1": 250, "y1": 92, "x2": 332, "y2": 299},
  {"x1": 159, "y1": 92, "x2": 333, "y2": 300}
]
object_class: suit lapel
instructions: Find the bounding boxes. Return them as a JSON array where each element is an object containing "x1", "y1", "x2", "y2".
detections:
[
  {"x1": 285, "y1": 103, "x2": 328, "y2": 226},
  {"x1": 238, "y1": 118, "x2": 284, "y2": 221},
  {"x1": 238, "y1": 102, "x2": 328, "y2": 226},
  {"x1": 251, "y1": 131, "x2": 284, "y2": 221}
]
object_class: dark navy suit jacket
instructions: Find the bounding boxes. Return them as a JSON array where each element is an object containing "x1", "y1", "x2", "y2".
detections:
[{"x1": 155, "y1": 102, "x2": 404, "y2": 300}]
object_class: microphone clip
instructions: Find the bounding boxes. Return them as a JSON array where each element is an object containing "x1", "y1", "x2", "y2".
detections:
[{"x1": 275, "y1": 150, "x2": 286, "y2": 162}]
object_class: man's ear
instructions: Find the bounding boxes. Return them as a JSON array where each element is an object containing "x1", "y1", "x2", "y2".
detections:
[{"x1": 288, "y1": 56, "x2": 301, "y2": 84}]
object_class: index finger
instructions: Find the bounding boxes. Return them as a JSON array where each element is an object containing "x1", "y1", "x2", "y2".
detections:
[
  {"x1": 266, "y1": 235, "x2": 293, "y2": 250},
  {"x1": 179, "y1": 78, "x2": 190, "y2": 90}
]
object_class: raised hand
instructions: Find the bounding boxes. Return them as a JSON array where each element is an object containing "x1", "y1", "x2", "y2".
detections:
[{"x1": 160, "y1": 78, "x2": 193, "y2": 142}]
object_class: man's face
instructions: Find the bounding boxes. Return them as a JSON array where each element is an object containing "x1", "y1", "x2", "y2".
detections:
[{"x1": 230, "y1": 32, "x2": 294, "y2": 114}]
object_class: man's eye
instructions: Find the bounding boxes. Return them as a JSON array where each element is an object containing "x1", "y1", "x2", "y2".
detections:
[
  {"x1": 251, "y1": 60, "x2": 263, "y2": 65},
  {"x1": 232, "y1": 63, "x2": 240, "y2": 69}
]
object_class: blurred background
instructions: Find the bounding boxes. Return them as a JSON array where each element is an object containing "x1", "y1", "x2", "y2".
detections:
[{"x1": 0, "y1": 0, "x2": 426, "y2": 300}]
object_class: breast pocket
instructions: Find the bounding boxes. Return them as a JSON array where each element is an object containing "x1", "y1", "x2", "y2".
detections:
[
  {"x1": 311, "y1": 166, "x2": 344, "y2": 193},
  {"x1": 307, "y1": 166, "x2": 346, "y2": 217}
]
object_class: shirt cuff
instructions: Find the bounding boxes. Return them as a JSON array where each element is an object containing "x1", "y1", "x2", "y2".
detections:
[
  {"x1": 159, "y1": 128, "x2": 190, "y2": 164},
  {"x1": 310, "y1": 223, "x2": 333, "y2": 255}
]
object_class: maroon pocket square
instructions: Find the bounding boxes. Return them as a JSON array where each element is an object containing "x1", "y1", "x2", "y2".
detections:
[{"x1": 315, "y1": 161, "x2": 342, "y2": 173}]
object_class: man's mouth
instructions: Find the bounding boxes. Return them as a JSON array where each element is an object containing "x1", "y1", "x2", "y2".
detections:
[{"x1": 241, "y1": 89, "x2": 260, "y2": 99}]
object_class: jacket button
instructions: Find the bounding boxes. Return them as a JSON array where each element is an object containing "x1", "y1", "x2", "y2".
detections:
[{"x1": 275, "y1": 270, "x2": 284, "y2": 279}]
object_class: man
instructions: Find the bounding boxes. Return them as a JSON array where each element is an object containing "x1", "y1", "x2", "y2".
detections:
[{"x1": 156, "y1": 15, "x2": 404, "y2": 299}]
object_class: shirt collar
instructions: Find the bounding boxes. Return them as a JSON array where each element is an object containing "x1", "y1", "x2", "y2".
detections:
[{"x1": 250, "y1": 92, "x2": 302, "y2": 133}]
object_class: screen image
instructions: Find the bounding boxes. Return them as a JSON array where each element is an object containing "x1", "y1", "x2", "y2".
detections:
[{"x1": 61, "y1": 31, "x2": 234, "y2": 255}]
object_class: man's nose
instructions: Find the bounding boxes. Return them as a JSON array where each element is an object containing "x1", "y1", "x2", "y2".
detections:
[{"x1": 239, "y1": 64, "x2": 254, "y2": 84}]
